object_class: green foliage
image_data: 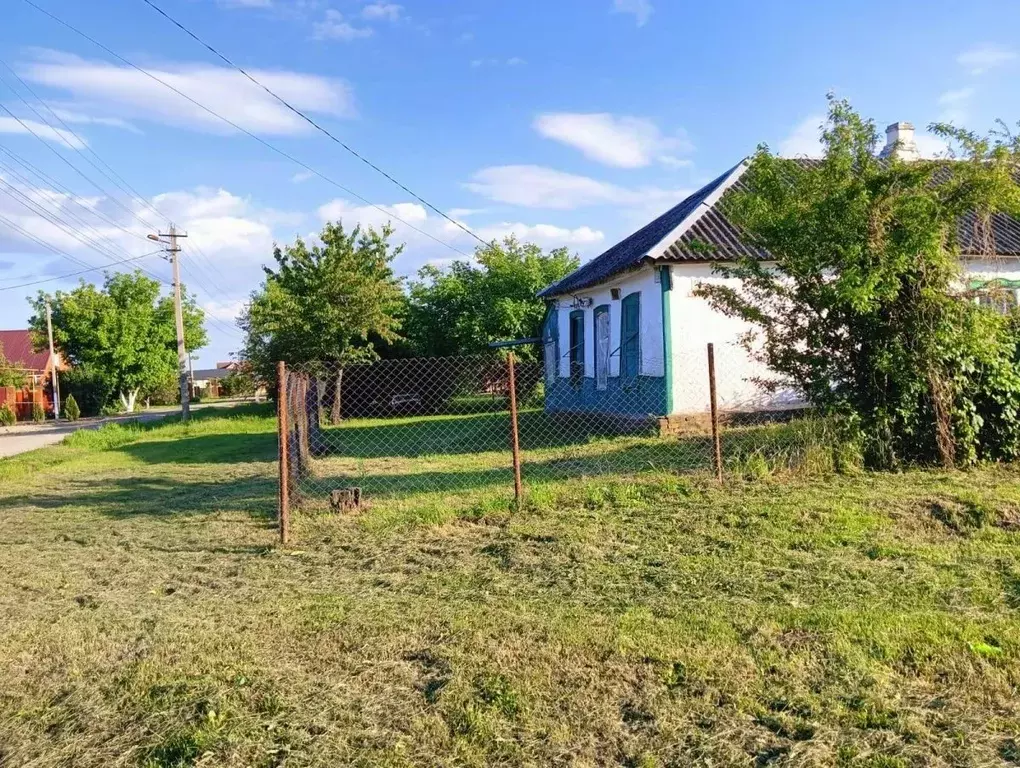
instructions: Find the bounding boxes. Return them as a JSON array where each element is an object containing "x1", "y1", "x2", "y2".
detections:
[
  {"x1": 32, "y1": 400, "x2": 45, "y2": 423},
  {"x1": 0, "y1": 342, "x2": 27, "y2": 389},
  {"x1": 696, "y1": 97, "x2": 1020, "y2": 468},
  {"x1": 219, "y1": 367, "x2": 257, "y2": 398},
  {"x1": 63, "y1": 393, "x2": 80, "y2": 421},
  {"x1": 0, "y1": 402, "x2": 15, "y2": 426},
  {"x1": 30, "y1": 272, "x2": 207, "y2": 413},
  {"x1": 406, "y1": 237, "x2": 579, "y2": 361},
  {"x1": 240, "y1": 221, "x2": 405, "y2": 382},
  {"x1": 59, "y1": 365, "x2": 114, "y2": 418}
]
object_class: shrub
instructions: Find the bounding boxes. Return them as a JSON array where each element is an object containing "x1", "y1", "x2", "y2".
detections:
[
  {"x1": 0, "y1": 402, "x2": 15, "y2": 427},
  {"x1": 59, "y1": 365, "x2": 113, "y2": 418},
  {"x1": 32, "y1": 400, "x2": 45, "y2": 423},
  {"x1": 64, "y1": 394, "x2": 81, "y2": 421}
]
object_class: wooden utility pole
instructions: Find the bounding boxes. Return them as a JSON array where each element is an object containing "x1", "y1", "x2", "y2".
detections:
[
  {"x1": 45, "y1": 299, "x2": 60, "y2": 419},
  {"x1": 148, "y1": 225, "x2": 189, "y2": 420}
]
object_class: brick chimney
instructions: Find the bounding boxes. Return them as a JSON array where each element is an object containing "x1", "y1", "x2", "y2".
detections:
[{"x1": 879, "y1": 122, "x2": 920, "y2": 161}]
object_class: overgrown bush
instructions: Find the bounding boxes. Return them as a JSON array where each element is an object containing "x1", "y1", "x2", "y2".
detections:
[
  {"x1": 0, "y1": 403, "x2": 15, "y2": 427},
  {"x1": 32, "y1": 400, "x2": 45, "y2": 423},
  {"x1": 59, "y1": 365, "x2": 113, "y2": 419},
  {"x1": 63, "y1": 394, "x2": 80, "y2": 421},
  {"x1": 697, "y1": 98, "x2": 1020, "y2": 469}
]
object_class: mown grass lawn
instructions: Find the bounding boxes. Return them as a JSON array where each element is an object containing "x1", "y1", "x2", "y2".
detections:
[{"x1": 1, "y1": 405, "x2": 1019, "y2": 767}]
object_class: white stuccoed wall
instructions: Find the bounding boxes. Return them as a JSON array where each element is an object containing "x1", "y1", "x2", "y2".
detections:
[
  {"x1": 667, "y1": 262, "x2": 801, "y2": 414},
  {"x1": 961, "y1": 256, "x2": 1020, "y2": 289},
  {"x1": 550, "y1": 266, "x2": 664, "y2": 380}
]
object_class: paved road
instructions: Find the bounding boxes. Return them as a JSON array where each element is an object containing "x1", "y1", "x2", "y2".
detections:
[
  {"x1": 0, "y1": 401, "x2": 253, "y2": 459},
  {"x1": 0, "y1": 413, "x2": 166, "y2": 459}
]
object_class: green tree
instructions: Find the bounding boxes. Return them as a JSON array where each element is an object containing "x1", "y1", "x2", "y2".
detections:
[
  {"x1": 30, "y1": 271, "x2": 207, "y2": 412},
  {"x1": 406, "y1": 237, "x2": 579, "y2": 361},
  {"x1": 0, "y1": 342, "x2": 27, "y2": 388},
  {"x1": 696, "y1": 97, "x2": 1020, "y2": 468},
  {"x1": 240, "y1": 221, "x2": 405, "y2": 420}
]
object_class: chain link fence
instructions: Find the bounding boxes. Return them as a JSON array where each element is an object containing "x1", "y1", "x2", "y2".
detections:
[{"x1": 275, "y1": 346, "x2": 850, "y2": 538}]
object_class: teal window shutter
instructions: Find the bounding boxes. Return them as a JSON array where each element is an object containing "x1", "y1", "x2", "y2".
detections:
[
  {"x1": 543, "y1": 308, "x2": 559, "y2": 383},
  {"x1": 620, "y1": 292, "x2": 640, "y2": 379},
  {"x1": 569, "y1": 310, "x2": 585, "y2": 388}
]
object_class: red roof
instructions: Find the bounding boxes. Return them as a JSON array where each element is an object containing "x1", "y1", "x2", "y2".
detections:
[{"x1": 0, "y1": 330, "x2": 52, "y2": 372}]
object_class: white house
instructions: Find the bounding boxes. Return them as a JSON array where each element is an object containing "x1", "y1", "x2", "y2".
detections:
[{"x1": 538, "y1": 122, "x2": 1020, "y2": 419}]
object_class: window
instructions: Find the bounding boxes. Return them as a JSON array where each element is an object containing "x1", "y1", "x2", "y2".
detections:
[
  {"x1": 594, "y1": 305, "x2": 610, "y2": 391},
  {"x1": 974, "y1": 281, "x2": 1019, "y2": 315},
  {"x1": 543, "y1": 308, "x2": 558, "y2": 385},
  {"x1": 569, "y1": 310, "x2": 585, "y2": 388},
  {"x1": 620, "y1": 291, "x2": 640, "y2": 379}
]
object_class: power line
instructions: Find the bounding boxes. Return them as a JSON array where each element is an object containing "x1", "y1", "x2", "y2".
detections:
[
  {"x1": 19, "y1": 0, "x2": 475, "y2": 259},
  {"x1": 137, "y1": 0, "x2": 488, "y2": 249},
  {"x1": 0, "y1": 250, "x2": 162, "y2": 291},
  {"x1": 0, "y1": 56, "x2": 164, "y2": 232}
]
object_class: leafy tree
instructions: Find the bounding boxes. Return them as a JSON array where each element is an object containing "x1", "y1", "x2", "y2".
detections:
[
  {"x1": 0, "y1": 343, "x2": 27, "y2": 388},
  {"x1": 696, "y1": 97, "x2": 1020, "y2": 468},
  {"x1": 406, "y1": 237, "x2": 579, "y2": 361},
  {"x1": 30, "y1": 271, "x2": 207, "y2": 413},
  {"x1": 32, "y1": 400, "x2": 45, "y2": 423},
  {"x1": 240, "y1": 221, "x2": 404, "y2": 420}
]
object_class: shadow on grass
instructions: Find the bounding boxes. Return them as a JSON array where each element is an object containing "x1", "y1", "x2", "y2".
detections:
[
  {"x1": 118, "y1": 432, "x2": 279, "y2": 465},
  {"x1": 3, "y1": 474, "x2": 278, "y2": 520}
]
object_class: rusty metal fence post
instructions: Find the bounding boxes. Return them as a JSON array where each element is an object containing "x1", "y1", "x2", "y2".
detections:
[
  {"x1": 707, "y1": 343, "x2": 723, "y2": 483},
  {"x1": 276, "y1": 360, "x2": 290, "y2": 544},
  {"x1": 507, "y1": 353, "x2": 523, "y2": 510}
]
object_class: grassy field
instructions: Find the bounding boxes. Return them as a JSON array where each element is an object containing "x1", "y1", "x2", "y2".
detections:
[{"x1": 1, "y1": 405, "x2": 1020, "y2": 767}]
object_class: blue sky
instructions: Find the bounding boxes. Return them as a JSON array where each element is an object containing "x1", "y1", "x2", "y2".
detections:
[{"x1": 1, "y1": 0, "x2": 1018, "y2": 364}]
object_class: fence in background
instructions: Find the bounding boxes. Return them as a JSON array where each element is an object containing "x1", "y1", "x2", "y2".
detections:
[{"x1": 275, "y1": 348, "x2": 825, "y2": 542}]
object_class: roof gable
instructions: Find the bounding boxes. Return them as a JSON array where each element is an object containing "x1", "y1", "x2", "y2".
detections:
[
  {"x1": 538, "y1": 163, "x2": 742, "y2": 298},
  {"x1": 0, "y1": 329, "x2": 51, "y2": 372},
  {"x1": 539, "y1": 157, "x2": 1020, "y2": 297}
]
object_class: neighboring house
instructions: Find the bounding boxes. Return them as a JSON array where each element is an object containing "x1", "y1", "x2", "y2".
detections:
[
  {"x1": 538, "y1": 122, "x2": 1020, "y2": 421},
  {"x1": 191, "y1": 367, "x2": 229, "y2": 397},
  {"x1": 0, "y1": 329, "x2": 64, "y2": 420}
]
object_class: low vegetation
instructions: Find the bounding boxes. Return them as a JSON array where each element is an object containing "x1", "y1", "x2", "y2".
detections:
[{"x1": 1, "y1": 406, "x2": 1019, "y2": 766}]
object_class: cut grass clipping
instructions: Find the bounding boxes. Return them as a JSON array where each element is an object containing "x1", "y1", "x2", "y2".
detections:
[{"x1": 0, "y1": 403, "x2": 1018, "y2": 766}]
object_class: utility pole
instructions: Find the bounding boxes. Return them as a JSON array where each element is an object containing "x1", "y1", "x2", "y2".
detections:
[
  {"x1": 45, "y1": 299, "x2": 60, "y2": 420},
  {"x1": 148, "y1": 225, "x2": 190, "y2": 421}
]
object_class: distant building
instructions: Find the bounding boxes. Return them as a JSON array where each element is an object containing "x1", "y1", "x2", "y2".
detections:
[{"x1": 0, "y1": 329, "x2": 64, "y2": 420}]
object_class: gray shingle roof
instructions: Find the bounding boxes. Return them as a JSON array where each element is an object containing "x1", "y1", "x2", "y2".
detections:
[
  {"x1": 538, "y1": 164, "x2": 740, "y2": 297},
  {"x1": 540, "y1": 157, "x2": 1020, "y2": 297}
]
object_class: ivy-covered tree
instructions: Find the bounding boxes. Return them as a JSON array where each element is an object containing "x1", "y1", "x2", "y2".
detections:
[
  {"x1": 29, "y1": 271, "x2": 207, "y2": 412},
  {"x1": 696, "y1": 97, "x2": 1020, "y2": 468},
  {"x1": 0, "y1": 342, "x2": 27, "y2": 388},
  {"x1": 406, "y1": 237, "x2": 579, "y2": 361},
  {"x1": 240, "y1": 221, "x2": 404, "y2": 420}
]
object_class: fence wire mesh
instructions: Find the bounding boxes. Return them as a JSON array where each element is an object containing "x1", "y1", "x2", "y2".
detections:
[{"x1": 280, "y1": 347, "x2": 836, "y2": 515}]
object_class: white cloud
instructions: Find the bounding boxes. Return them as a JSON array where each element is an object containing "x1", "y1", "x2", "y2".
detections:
[
  {"x1": 447, "y1": 207, "x2": 487, "y2": 218},
  {"x1": 475, "y1": 222, "x2": 604, "y2": 246},
  {"x1": 937, "y1": 87, "x2": 974, "y2": 124},
  {"x1": 778, "y1": 115, "x2": 824, "y2": 158},
  {"x1": 202, "y1": 298, "x2": 247, "y2": 322},
  {"x1": 291, "y1": 170, "x2": 315, "y2": 183},
  {"x1": 0, "y1": 115, "x2": 87, "y2": 149},
  {"x1": 217, "y1": 0, "x2": 273, "y2": 7},
  {"x1": 18, "y1": 50, "x2": 355, "y2": 135},
  {"x1": 957, "y1": 43, "x2": 1017, "y2": 75},
  {"x1": 313, "y1": 10, "x2": 373, "y2": 40},
  {"x1": 361, "y1": 2, "x2": 402, "y2": 21},
  {"x1": 470, "y1": 57, "x2": 525, "y2": 68},
  {"x1": 48, "y1": 106, "x2": 141, "y2": 134},
  {"x1": 534, "y1": 112, "x2": 692, "y2": 169},
  {"x1": 317, "y1": 199, "x2": 428, "y2": 230},
  {"x1": 465, "y1": 164, "x2": 690, "y2": 211},
  {"x1": 612, "y1": 0, "x2": 653, "y2": 26},
  {"x1": 914, "y1": 134, "x2": 951, "y2": 159}
]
